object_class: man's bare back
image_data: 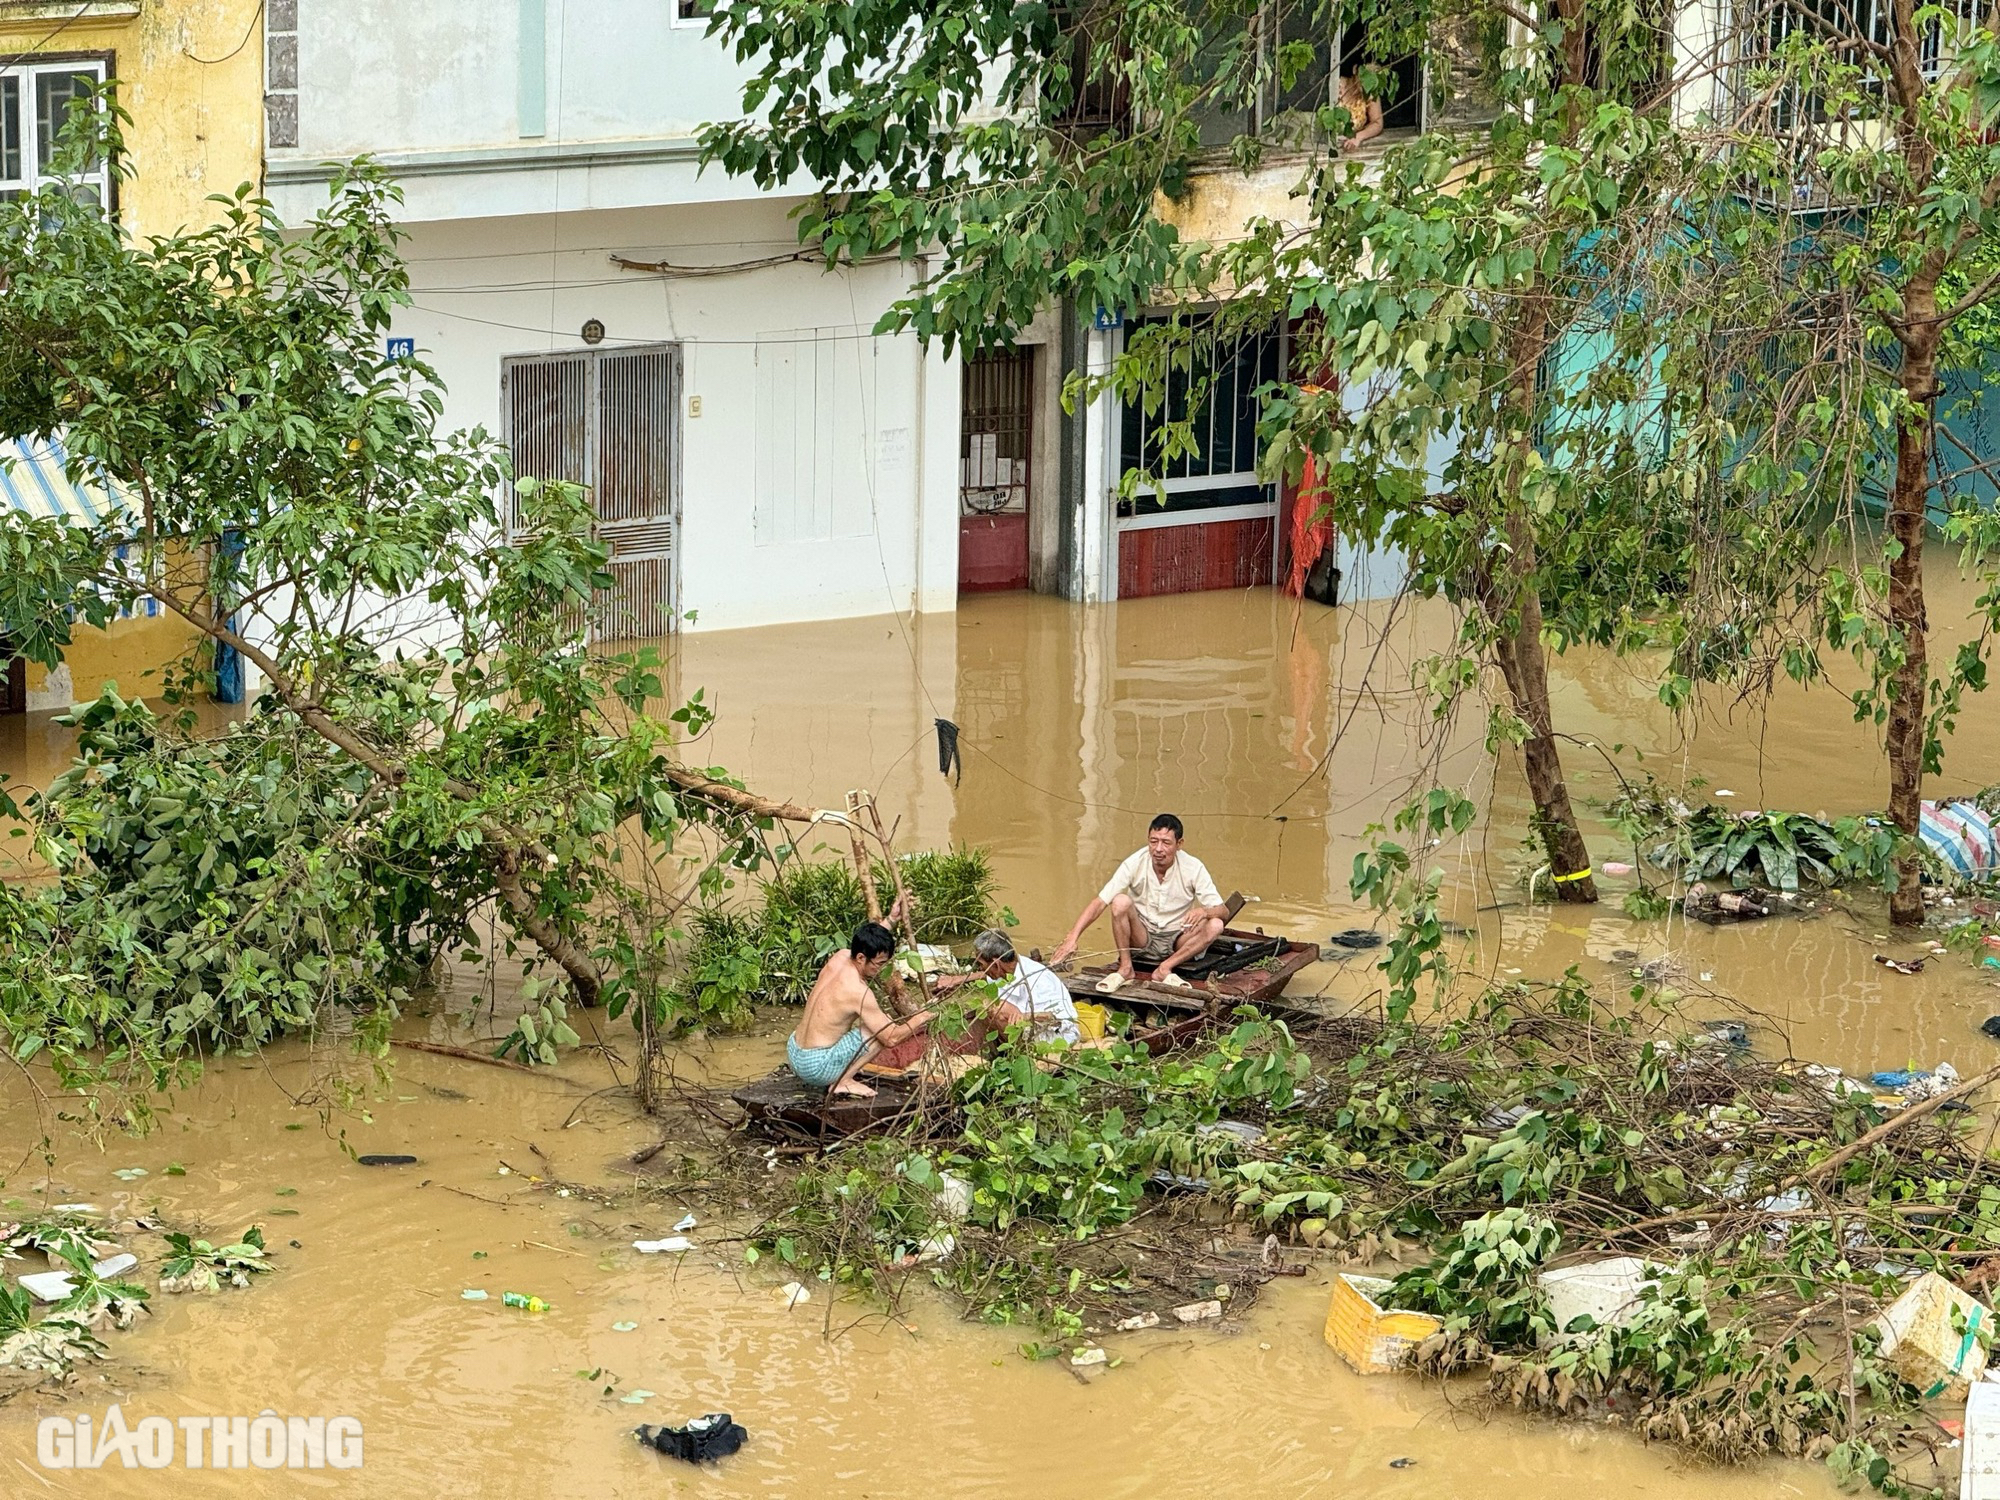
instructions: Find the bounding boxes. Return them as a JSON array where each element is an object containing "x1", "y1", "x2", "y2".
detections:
[
  {"x1": 787, "y1": 924, "x2": 934, "y2": 1099},
  {"x1": 797, "y1": 951, "x2": 873, "y2": 1049}
]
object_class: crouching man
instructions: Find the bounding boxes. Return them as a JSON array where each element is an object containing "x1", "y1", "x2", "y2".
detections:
[
  {"x1": 1050, "y1": 813, "x2": 1227, "y2": 982},
  {"x1": 936, "y1": 928, "x2": 1081, "y2": 1045},
  {"x1": 787, "y1": 922, "x2": 934, "y2": 1098}
]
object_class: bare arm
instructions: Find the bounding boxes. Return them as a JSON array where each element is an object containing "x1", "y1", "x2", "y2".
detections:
[
  {"x1": 857, "y1": 986, "x2": 932, "y2": 1049},
  {"x1": 1050, "y1": 897, "x2": 1108, "y2": 965},
  {"x1": 1345, "y1": 97, "x2": 1384, "y2": 151}
]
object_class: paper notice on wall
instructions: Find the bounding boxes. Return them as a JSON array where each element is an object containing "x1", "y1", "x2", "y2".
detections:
[
  {"x1": 878, "y1": 426, "x2": 912, "y2": 478},
  {"x1": 966, "y1": 431, "x2": 997, "y2": 486}
]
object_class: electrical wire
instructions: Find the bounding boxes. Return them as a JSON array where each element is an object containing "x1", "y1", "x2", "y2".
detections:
[
  {"x1": 610, "y1": 250, "x2": 816, "y2": 278},
  {"x1": 183, "y1": 0, "x2": 264, "y2": 66},
  {"x1": 0, "y1": 2, "x2": 94, "y2": 75},
  {"x1": 408, "y1": 298, "x2": 912, "y2": 345}
]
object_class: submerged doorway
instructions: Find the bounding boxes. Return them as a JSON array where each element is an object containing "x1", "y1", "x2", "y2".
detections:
[
  {"x1": 958, "y1": 348, "x2": 1034, "y2": 593},
  {"x1": 501, "y1": 344, "x2": 682, "y2": 641}
]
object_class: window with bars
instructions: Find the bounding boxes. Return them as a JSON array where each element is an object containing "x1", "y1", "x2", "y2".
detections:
[
  {"x1": 1751, "y1": 0, "x2": 1983, "y2": 127},
  {"x1": 960, "y1": 350, "x2": 1034, "y2": 516},
  {"x1": 1192, "y1": 5, "x2": 1429, "y2": 148},
  {"x1": 0, "y1": 60, "x2": 110, "y2": 208},
  {"x1": 1118, "y1": 317, "x2": 1279, "y2": 520},
  {"x1": 673, "y1": 0, "x2": 715, "y2": 25}
]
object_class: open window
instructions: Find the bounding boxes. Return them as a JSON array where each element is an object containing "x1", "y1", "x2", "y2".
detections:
[
  {"x1": 1191, "y1": 6, "x2": 1440, "y2": 149},
  {"x1": 0, "y1": 59, "x2": 110, "y2": 209},
  {"x1": 1049, "y1": 3, "x2": 1132, "y2": 134}
]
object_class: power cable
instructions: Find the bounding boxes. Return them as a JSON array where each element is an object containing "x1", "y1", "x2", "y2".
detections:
[
  {"x1": 183, "y1": 0, "x2": 264, "y2": 65},
  {"x1": 0, "y1": 2, "x2": 94, "y2": 74}
]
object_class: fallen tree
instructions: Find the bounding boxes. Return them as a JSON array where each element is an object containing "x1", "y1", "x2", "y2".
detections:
[{"x1": 0, "y1": 123, "x2": 838, "y2": 1100}]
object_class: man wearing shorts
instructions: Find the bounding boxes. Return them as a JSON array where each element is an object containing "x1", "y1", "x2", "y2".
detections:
[
  {"x1": 1050, "y1": 814, "x2": 1227, "y2": 983},
  {"x1": 787, "y1": 922, "x2": 934, "y2": 1097}
]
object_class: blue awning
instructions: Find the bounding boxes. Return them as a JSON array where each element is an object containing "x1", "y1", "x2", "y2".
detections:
[{"x1": 0, "y1": 436, "x2": 130, "y2": 525}]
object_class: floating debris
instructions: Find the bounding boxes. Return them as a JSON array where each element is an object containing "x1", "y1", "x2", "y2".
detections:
[{"x1": 634, "y1": 1237, "x2": 694, "y2": 1255}]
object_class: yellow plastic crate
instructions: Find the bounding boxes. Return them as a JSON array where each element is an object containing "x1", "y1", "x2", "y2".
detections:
[{"x1": 1323, "y1": 1273, "x2": 1443, "y2": 1375}]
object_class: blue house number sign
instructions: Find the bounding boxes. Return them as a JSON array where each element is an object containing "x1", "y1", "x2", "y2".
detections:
[{"x1": 386, "y1": 336, "x2": 415, "y2": 361}]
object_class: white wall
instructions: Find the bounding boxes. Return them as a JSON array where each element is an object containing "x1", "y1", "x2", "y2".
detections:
[
  {"x1": 288, "y1": 0, "x2": 748, "y2": 158},
  {"x1": 388, "y1": 198, "x2": 959, "y2": 633},
  {"x1": 268, "y1": 1, "x2": 786, "y2": 224}
]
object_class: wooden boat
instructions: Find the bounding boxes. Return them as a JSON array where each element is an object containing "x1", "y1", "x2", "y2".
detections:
[
  {"x1": 729, "y1": 927, "x2": 1320, "y2": 1141},
  {"x1": 1061, "y1": 926, "x2": 1322, "y2": 1032}
]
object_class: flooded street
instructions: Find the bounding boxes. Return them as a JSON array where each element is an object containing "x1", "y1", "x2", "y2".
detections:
[{"x1": 11, "y1": 572, "x2": 2000, "y2": 1497}]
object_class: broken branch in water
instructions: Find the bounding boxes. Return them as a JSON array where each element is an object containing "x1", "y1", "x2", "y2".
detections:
[{"x1": 392, "y1": 1039, "x2": 557, "y2": 1077}]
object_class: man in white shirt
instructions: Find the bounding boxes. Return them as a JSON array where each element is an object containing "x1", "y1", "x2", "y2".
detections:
[
  {"x1": 1049, "y1": 813, "x2": 1228, "y2": 983},
  {"x1": 938, "y1": 929, "x2": 1082, "y2": 1044}
]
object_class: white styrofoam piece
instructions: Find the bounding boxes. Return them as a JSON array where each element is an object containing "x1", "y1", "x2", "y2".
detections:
[
  {"x1": 1965, "y1": 1379, "x2": 2000, "y2": 1499},
  {"x1": 1541, "y1": 1257, "x2": 1661, "y2": 1339},
  {"x1": 18, "y1": 1253, "x2": 137, "y2": 1303}
]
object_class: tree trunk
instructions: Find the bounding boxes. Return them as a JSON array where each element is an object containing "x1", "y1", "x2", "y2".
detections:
[
  {"x1": 1487, "y1": 535, "x2": 1599, "y2": 905},
  {"x1": 1483, "y1": 279, "x2": 1598, "y2": 906},
  {"x1": 1885, "y1": 336, "x2": 1938, "y2": 927}
]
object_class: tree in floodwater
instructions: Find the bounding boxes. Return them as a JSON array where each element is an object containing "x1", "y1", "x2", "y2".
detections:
[
  {"x1": 0, "y1": 113, "x2": 787, "y2": 1100},
  {"x1": 700, "y1": 0, "x2": 1738, "y2": 911},
  {"x1": 1647, "y1": 2, "x2": 2000, "y2": 926}
]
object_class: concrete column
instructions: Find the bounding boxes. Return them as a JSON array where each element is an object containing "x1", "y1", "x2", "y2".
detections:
[
  {"x1": 915, "y1": 336, "x2": 961, "y2": 613},
  {"x1": 1077, "y1": 325, "x2": 1119, "y2": 603}
]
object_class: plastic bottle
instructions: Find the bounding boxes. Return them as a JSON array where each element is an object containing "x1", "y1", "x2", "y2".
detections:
[{"x1": 502, "y1": 1291, "x2": 550, "y2": 1312}]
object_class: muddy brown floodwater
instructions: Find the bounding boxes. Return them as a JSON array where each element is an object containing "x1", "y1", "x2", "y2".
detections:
[{"x1": 12, "y1": 565, "x2": 2000, "y2": 1497}]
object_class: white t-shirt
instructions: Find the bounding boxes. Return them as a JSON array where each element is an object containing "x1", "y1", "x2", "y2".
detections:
[
  {"x1": 1098, "y1": 848, "x2": 1223, "y2": 932},
  {"x1": 1000, "y1": 955, "x2": 1081, "y2": 1043}
]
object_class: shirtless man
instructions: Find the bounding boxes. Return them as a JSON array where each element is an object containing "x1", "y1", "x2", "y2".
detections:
[
  {"x1": 787, "y1": 922, "x2": 933, "y2": 1098},
  {"x1": 1050, "y1": 813, "x2": 1228, "y2": 983}
]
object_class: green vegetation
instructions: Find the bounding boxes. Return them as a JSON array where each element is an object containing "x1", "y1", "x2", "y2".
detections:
[
  {"x1": 663, "y1": 846, "x2": 1005, "y2": 1030},
  {"x1": 0, "y1": 107, "x2": 819, "y2": 1105},
  {"x1": 159, "y1": 1226, "x2": 274, "y2": 1293},
  {"x1": 729, "y1": 977, "x2": 1990, "y2": 1490}
]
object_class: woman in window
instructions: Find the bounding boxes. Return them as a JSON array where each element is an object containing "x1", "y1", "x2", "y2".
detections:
[{"x1": 1337, "y1": 71, "x2": 1384, "y2": 152}]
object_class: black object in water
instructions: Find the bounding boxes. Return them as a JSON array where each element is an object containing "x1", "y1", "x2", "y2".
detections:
[
  {"x1": 1327, "y1": 928, "x2": 1384, "y2": 950},
  {"x1": 636, "y1": 1413, "x2": 748, "y2": 1464},
  {"x1": 1982, "y1": 1015, "x2": 2000, "y2": 1041},
  {"x1": 355, "y1": 1154, "x2": 418, "y2": 1167}
]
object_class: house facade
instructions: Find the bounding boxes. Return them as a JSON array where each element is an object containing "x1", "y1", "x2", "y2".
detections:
[
  {"x1": 261, "y1": 4, "x2": 1450, "y2": 636},
  {"x1": 262, "y1": 1, "x2": 960, "y2": 637},
  {"x1": 0, "y1": 0, "x2": 265, "y2": 712}
]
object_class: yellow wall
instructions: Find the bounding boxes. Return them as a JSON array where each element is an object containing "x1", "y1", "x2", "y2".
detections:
[
  {"x1": 0, "y1": 0, "x2": 267, "y2": 237},
  {"x1": 22, "y1": 612, "x2": 205, "y2": 705},
  {"x1": 2, "y1": 0, "x2": 262, "y2": 708}
]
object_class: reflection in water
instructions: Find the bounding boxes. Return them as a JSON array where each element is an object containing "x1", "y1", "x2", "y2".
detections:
[{"x1": 13, "y1": 569, "x2": 2000, "y2": 1497}]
